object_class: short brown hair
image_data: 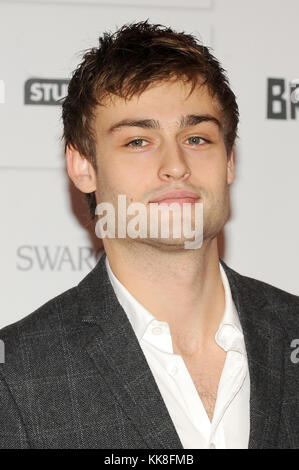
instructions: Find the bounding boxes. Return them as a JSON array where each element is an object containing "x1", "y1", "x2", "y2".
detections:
[{"x1": 62, "y1": 20, "x2": 239, "y2": 219}]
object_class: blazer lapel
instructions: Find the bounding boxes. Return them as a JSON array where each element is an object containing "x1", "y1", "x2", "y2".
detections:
[
  {"x1": 77, "y1": 253, "x2": 183, "y2": 449},
  {"x1": 220, "y1": 259, "x2": 286, "y2": 449},
  {"x1": 76, "y1": 252, "x2": 286, "y2": 449}
]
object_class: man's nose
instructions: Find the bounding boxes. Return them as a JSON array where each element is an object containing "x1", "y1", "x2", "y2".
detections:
[{"x1": 157, "y1": 142, "x2": 191, "y2": 182}]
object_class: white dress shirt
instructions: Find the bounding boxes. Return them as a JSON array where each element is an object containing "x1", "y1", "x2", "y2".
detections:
[{"x1": 105, "y1": 256, "x2": 250, "y2": 449}]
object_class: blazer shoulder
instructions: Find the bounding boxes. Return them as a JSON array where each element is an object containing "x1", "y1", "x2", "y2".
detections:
[
  {"x1": 0, "y1": 285, "x2": 80, "y2": 344},
  {"x1": 221, "y1": 258, "x2": 299, "y2": 306},
  {"x1": 0, "y1": 256, "x2": 107, "y2": 381},
  {"x1": 220, "y1": 259, "x2": 299, "y2": 335},
  {"x1": 238, "y1": 270, "x2": 298, "y2": 308},
  {"x1": 0, "y1": 284, "x2": 87, "y2": 393}
]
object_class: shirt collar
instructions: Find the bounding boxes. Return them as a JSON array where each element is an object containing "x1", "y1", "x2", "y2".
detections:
[
  {"x1": 218, "y1": 262, "x2": 242, "y2": 333},
  {"x1": 105, "y1": 255, "x2": 245, "y2": 353},
  {"x1": 216, "y1": 263, "x2": 246, "y2": 355},
  {"x1": 105, "y1": 255, "x2": 155, "y2": 340}
]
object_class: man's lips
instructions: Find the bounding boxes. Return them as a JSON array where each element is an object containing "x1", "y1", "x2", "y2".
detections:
[{"x1": 149, "y1": 190, "x2": 201, "y2": 205}]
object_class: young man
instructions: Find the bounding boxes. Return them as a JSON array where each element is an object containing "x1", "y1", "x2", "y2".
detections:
[{"x1": 0, "y1": 21, "x2": 299, "y2": 449}]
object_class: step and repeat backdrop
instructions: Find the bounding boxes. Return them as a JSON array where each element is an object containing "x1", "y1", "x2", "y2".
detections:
[{"x1": 0, "y1": 0, "x2": 298, "y2": 328}]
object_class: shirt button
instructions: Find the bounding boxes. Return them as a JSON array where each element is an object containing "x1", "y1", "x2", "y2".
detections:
[
  {"x1": 168, "y1": 365, "x2": 178, "y2": 376},
  {"x1": 209, "y1": 443, "x2": 216, "y2": 449},
  {"x1": 152, "y1": 326, "x2": 163, "y2": 335}
]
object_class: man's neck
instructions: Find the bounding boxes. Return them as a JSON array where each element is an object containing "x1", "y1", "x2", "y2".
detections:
[{"x1": 104, "y1": 238, "x2": 225, "y2": 355}]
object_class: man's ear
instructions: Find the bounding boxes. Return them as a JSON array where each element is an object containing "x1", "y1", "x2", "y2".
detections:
[
  {"x1": 65, "y1": 144, "x2": 97, "y2": 193},
  {"x1": 227, "y1": 149, "x2": 235, "y2": 185}
]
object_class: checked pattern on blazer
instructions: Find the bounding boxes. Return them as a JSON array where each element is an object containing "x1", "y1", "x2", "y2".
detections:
[{"x1": 0, "y1": 253, "x2": 299, "y2": 449}]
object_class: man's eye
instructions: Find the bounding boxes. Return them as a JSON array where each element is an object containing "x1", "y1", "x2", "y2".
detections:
[
  {"x1": 186, "y1": 136, "x2": 207, "y2": 146},
  {"x1": 126, "y1": 138, "x2": 148, "y2": 148}
]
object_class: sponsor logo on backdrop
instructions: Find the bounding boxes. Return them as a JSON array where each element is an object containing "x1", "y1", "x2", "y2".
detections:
[
  {"x1": 24, "y1": 78, "x2": 69, "y2": 105},
  {"x1": 267, "y1": 77, "x2": 299, "y2": 119},
  {"x1": 0, "y1": 80, "x2": 5, "y2": 103},
  {"x1": 16, "y1": 246, "x2": 101, "y2": 271}
]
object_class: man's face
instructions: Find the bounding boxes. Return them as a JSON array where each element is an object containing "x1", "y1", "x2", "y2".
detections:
[{"x1": 92, "y1": 79, "x2": 234, "y2": 249}]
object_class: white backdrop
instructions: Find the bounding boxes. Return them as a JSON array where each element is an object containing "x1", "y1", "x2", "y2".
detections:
[{"x1": 0, "y1": 0, "x2": 298, "y2": 329}]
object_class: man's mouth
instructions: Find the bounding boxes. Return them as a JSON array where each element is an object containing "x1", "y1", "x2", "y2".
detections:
[{"x1": 149, "y1": 190, "x2": 201, "y2": 206}]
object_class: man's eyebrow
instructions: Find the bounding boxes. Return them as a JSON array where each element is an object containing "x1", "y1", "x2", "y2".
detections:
[
  {"x1": 107, "y1": 114, "x2": 222, "y2": 134},
  {"x1": 180, "y1": 114, "x2": 222, "y2": 129}
]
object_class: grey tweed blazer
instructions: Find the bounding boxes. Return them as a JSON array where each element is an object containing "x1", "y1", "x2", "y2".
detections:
[{"x1": 0, "y1": 253, "x2": 299, "y2": 449}]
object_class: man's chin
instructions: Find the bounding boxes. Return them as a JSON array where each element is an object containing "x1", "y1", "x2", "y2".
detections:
[{"x1": 129, "y1": 236, "x2": 203, "y2": 251}]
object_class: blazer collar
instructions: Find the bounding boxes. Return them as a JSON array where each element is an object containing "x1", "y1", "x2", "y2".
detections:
[
  {"x1": 77, "y1": 252, "x2": 183, "y2": 449},
  {"x1": 219, "y1": 259, "x2": 287, "y2": 449},
  {"x1": 77, "y1": 252, "x2": 287, "y2": 449}
]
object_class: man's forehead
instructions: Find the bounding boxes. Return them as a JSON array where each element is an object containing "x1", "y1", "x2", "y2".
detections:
[{"x1": 95, "y1": 81, "x2": 222, "y2": 132}]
